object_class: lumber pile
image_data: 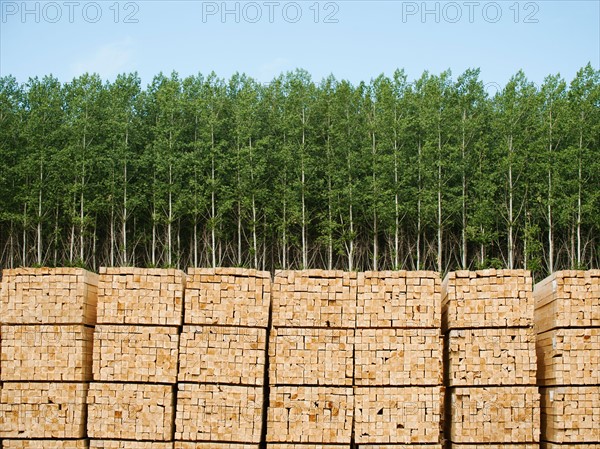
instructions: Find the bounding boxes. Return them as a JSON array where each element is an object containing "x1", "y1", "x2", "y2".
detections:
[
  {"x1": 179, "y1": 325, "x2": 266, "y2": 385},
  {"x1": 354, "y1": 271, "x2": 443, "y2": 446},
  {"x1": 87, "y1": 382, "x2": 174, "y2": 440},
  {"x1": 442, "y1": 269, "x2": 540, "y2": 446},
  {"x1": 0, "y1": 267, "x2": 98, "y2": 325},
  {"x1": 184, "y1": 267, "x2": 270, "y2": 327},
  {"x1": 357, "y1": 270, "x2": 441, "y2": 328},
  {"x1": 267, "y1": 271, "x2": 357, "y2": 445},
  {"x1": 88, "y1": 267, "x2": 185, "y2": 446},
  {"x1": 541, "y1": 387, "x2": 600, "y2": 443},
  {"x1": 354, "y1": 386, "x2": 442, "y2": 444},
  {"x1": 175, "y1": 268, "x2": 270, "y2": 445},
  {"x1": 97, "y1": 267, "x2": 184, "y2": 325},
  {"x1": 0, "y1": 268, "x2": 97, "y2": 445},
  {"x1": 535, "y1": 270, "x2": 600, "y2": 446},
  {"x1": 442, "y1": 269, "x2": 534, "y2": 329},
  {"x1": 267, "y1": 386, "x2": 354, "y2": 444},
  {"x1": 0, "y1": 382, "x2": 88, "y2": 438},
  {"x1": 536, "y1": 328, "x2": 600, "y2": 386},
  {"x1": 92, "y1": 324, "x2": 179, "y2": 383},
  {"x1": 271, "y1": 270, "x2": 357, "y2": 328},
  {"x1": 1, "y1": 324, "x2": 93, "y2": 381},
  {"x1": 446, "y1": 327, "x2": 537, "y2": 386},
  {"x1": 448, "y1": 386, "x2": 540, "y2": 442},
  {"x1": 354, "y1": 328, "x2": 441, "y2": 386},
  {"x1": 175, "y1": 383, "x2": 263, "y2": 441},
  {"x1": 269, "y1": 328, "x2": 354, "y2": 386}
]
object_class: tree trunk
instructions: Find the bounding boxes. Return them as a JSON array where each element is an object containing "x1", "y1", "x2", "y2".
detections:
[
  {"x1": 211, "y1": 140, "x2": 216, "y2": 268},
  {"x1": 372, "y1": 130, "x2": 378, "y2": 271},
  {"x1": 122, "y1": 133, "x2": 128, "y2": 266},
  {"x1": 577, "y1": 132, "x2": 582, "y2": 266},
  {"x1": 394, "y1": 138, "x2": 399, "y2": 269},
  {"x1": 437, "y1": 128, "x2": 442, "y2": 273},
  {"x1": 416, "y1": 141, "x2": 422, "y2": 270},
  {"x1": 461, "y1": 110, "x2": 467, "y2": 269},
  {"x1": 508, "y1": 136, "x2": 514, "y2": 270},
  {"x1": 37, "y1": 160, "x2": 43, "y2": 266},
  {"x1": 168, "y1": 163, "x2": 173, "y2": 267},
  {"x1": 547, "y1": 115, "x2": 554, "y2": 273},
  {"x1": 301, "y1": 107, "x2": 307, "y2": 269}
]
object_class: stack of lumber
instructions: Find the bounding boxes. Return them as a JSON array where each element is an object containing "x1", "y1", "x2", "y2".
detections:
[
  {"x1": 0, "y1": 268, "x2": 97, "y2": 448},
  {"x1": 535, "y1": 270, "x2": 600, "y2": 446},
  {"x1": 443, "y1": 269, "x2": 540, "y2": 446},
  {"x1": 267, "y1": 270, "x2": 357, "y2": 445},
  {"x1": 87, "y1": 267, "x2": 185, "y2": 446},
  {"x1": 175, "y1": 268, "x2": 270, "y2": 445},
  {"x1": 354, "y1": 271, "x2": 443, "y2": 447}
]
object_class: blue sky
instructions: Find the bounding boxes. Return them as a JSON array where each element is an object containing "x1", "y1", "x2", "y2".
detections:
[{"x1": 1, "y1": 0, "x2": 599, "y2": 88}]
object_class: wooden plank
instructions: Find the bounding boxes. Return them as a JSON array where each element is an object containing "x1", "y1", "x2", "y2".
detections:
[
  {"x1": 269, "y1": 328, "x2": 354, "y2": 386},
  {"x1": 2, "y1": 441, "x2": 89, "y2": 449},
  {"x1": 541, "y1": 386, "x2": 600, "y2": 443},
  {"x1": 272, "y1": 271, "x2": 357, "y2": 328},
  {"x1": 449, "y1": 386, "x2": 540, "y2": 443},
  {"x1": 357, "y1": 271, "x2": 441, "y2": 328},
  {"x1": 185, "y1": 269, "x2": 270, "y2": 327},
  {"x1": 175, "y1": 383, "x2": 263, "y2": 443},
  {"x1": 175, "y1": 445, "x2": 259, "y2": 449},
  {"x1": 447, "y1": 327, "x2": 537, "y2": 386},
  {"x1": 266, "y1": 386, "x2": 353, "y2": 443},
  {"x1": 1, "y1": 324, "x2": 93, "y2": 381},
  {"x1": 354, "y1": 386, "x2": 443, "y2": 444},
  {"x1": 357, "y1": 446, "x2": 442, "y2": 449},
  {"x1": 90, "y1": 442, "x2": 173, "y2": 449},
  {"x1": 0, "y1": 382, "x2": 88, "y2": 438},
  {"x1": 92, "y1": 324, "x2": 179, "y2": 383},
  {"x1": 442, "y1": 270, "x2": 534, "y2": 330},
  {"x1": 266, "y1": 446, "x2": 349, "y2": 449},
  {"x1": 0, "y1": 268, "x2": 98, "y2": 325},
  {"x1": 451, "y1": 446, "x2": 538, "y2": 449},
  {"x1": 541, "y1": 444, "x2": 600, "y2": 449},
  {"x1": 87, "y1": 382, "x2": 174, "y2": 441},
  {"x1": 178, "y1": 325, "x2": 266, "y2": 385},
  {"x1": 354, "y1": 328, "x2": 442, "y2": 386},
  {"x1": 97, "y1": 268, "x2": 185, "y2": 326}
]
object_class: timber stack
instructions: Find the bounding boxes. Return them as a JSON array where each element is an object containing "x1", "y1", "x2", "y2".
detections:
[
  {"x1": 354, "y1": 271, "x2": 443, "y2": 449},
  {"x1": 0, "y1": 267, "x2": 98, "y2": 449},
  {"x1": 87, "y1": 267, "x2": 185, "y2": 449},
  {"x1": 174, "y1": 268, "x2": 270, "y2": 449},
  {"x1": 267, "y1": 270, "x2": 357, "y2": 447},
  {"x1": 535, "y1": 270, "x2": 600, "y2": 448},
  {"x1": 442, "y1": 269, "x2": 540, "y2": 449}
]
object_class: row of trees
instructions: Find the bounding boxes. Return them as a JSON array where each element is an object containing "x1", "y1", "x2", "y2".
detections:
[{"x1": 1, "y1": 65, "x2": 598, "y2": 277}]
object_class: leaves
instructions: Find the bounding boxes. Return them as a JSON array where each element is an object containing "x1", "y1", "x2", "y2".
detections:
[{"x1": 0, "y1": 66, "x2": 598, "y2": 276}]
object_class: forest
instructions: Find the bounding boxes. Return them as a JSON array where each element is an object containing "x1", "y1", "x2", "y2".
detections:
[{"x1": 0, "y1": 65, "x2": 598, "y2": 278}]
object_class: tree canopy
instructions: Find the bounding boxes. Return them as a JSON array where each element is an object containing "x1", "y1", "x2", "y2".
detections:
[{"x1": 1, "y1": 66, "x2": 598, "y2": 278}]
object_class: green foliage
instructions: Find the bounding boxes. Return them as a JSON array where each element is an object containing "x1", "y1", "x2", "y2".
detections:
[{"x1": 0, "y1": 66, "x2": 598, "y2": 275}]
